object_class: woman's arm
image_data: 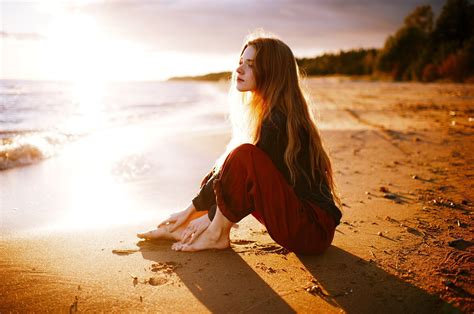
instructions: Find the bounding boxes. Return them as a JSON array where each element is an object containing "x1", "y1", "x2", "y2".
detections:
[
  {"x1": 192, "y1": 168, "x2": 218, "y2": 211},
  {"x1": 157, "y1": 202, "x2": 197, "y2": 231}
]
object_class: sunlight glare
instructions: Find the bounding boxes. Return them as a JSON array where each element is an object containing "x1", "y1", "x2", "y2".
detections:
[{"x1": 43, "y1": 13, "x2": 147, "y2": 82}]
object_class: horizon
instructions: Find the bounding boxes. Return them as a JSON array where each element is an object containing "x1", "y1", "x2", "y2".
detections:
[{"x1": 1, "y1": 0, "x2": 445, "y2": 82}]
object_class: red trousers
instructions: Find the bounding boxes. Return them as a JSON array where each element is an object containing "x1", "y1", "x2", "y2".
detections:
[{"x1": 212, "y1": 144, "x2": 336, "y2": 254}]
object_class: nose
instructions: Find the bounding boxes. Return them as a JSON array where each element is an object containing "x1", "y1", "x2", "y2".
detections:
[{"x1": 236, "y1": 64, "x2": 244, "y2": 74}]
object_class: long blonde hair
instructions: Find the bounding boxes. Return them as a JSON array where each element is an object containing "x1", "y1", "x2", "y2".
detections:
[{"x1": 216, "y1": 32, "x2": 340, "y2": 206}]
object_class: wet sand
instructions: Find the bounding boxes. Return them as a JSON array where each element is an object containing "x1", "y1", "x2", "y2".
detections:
[{"x1": 1, "y1": 78, "x2": 473, "y2": 312}]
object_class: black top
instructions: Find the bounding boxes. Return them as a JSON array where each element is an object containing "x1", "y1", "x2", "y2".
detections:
[{"x1": 192, "y1": 109, "x2": 342, "y2": 226}]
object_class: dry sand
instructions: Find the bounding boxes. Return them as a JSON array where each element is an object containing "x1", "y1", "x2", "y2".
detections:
[{"x1": 1, "y1": 79, "x2": 473, "y2": 313}]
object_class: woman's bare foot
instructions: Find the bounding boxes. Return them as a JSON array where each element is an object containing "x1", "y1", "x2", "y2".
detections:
[
  {"x1": 137, "y1": 207, "x2": 208, "y2": 241},
  {"x1": 172, "y1": 228, "x2": 230, "y2": 252},
  {"x1": 137, "y1": 224, "x2": 184, "y2": 241}
]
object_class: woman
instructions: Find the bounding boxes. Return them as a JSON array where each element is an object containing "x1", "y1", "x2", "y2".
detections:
[{"x1": 137, "y1": 34, "x2": 342, "y2": 254}]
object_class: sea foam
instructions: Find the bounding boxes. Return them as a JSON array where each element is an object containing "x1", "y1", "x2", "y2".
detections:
[{"x1": 0, "y1": 132, "x2": 71, "y2": 170}]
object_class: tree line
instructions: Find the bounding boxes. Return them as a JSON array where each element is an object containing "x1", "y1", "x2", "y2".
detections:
[{"x1": 298, "y1": 0, "x2": 474, "y2": 82}]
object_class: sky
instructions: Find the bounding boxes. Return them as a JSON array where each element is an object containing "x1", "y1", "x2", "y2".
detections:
[{"x1": 0, "y1": 0, "x2": 445, "y2": 81}]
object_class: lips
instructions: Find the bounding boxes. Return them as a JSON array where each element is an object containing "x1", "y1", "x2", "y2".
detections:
[{"x1": 237, "y1": 77, "x2": 244, "y2": 82}]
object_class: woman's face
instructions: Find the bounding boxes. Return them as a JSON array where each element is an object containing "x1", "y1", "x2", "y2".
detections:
[{"x1": 236, "y1": 45, "x2": 257, "y2": 92}]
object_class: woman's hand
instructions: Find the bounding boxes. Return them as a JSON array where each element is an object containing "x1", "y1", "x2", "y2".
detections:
[
  {"x1": 181, "y1": 214, "x2": 211, "y2": 244},
  {"x1": 158, "y1": 203, "x2": 196, "y2": 232}
]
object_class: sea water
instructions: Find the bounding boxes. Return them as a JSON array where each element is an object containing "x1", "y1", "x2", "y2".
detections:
[
  {"x1": 0, "y1": 80, "x2": 230, "y2": 233},
  {"x1": 0, "y1": 80, "x2": 229, "y2": 170}
]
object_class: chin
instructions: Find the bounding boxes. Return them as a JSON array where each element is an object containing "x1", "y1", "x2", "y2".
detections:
[{"x1": 236, "y1": 84, "x2": 252, "y2": 92}]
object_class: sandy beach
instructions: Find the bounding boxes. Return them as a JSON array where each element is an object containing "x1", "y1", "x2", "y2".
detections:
[{"x1": 1, "y1": 78, "x2": 473, "y2": 312}]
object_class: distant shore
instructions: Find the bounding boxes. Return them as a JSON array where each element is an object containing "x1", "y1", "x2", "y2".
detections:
[{"x1": 168, "y1": 71, "x2": 473, "y2": 84}]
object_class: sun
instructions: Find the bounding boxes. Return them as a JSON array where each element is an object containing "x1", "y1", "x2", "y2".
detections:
[{"x1": 42, "y1": 13, "x2": 146, "y2": 82}]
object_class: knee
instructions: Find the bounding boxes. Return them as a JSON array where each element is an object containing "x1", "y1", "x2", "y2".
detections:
[{"x1": 222, "y1": 143, "x2": 267, "y2": 170}]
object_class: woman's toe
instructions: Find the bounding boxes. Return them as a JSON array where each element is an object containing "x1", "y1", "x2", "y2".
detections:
[{"x1": 171, "y1": 242, "x2": 182, "y2": 251}]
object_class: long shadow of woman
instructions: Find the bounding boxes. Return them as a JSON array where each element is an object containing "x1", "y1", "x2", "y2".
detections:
[
  {"x1": 138, "y1": 240, "x2": 295, "y2": 313},
  {"x1": 297, "y1": 246, "x2": 456, "y2": 314}
]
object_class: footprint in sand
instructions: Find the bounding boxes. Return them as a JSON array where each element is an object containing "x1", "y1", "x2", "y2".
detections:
[
  {"x1": 150, "y1": 261, "x2": 182, "y2": 274},
  {"x1": 255, "y1": 262, "x2": 280, "y2": 274},
  {"x1": 231, "y1": 239, "x2": 256, "y2": 245},
  {"x1": 147, "y1": 277, "x2": 168, "y2": 286}
]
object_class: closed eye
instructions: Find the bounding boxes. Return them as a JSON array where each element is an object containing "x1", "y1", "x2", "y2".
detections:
[{"x1": 239, "y1": 58, "x2": 254, "y2": 67}]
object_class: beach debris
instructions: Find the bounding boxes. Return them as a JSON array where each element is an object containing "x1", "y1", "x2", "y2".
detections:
[
  {"x1": 150, "y1": 262, "x2": 181, "y2": 274},
  {"x1": 461, "y1": 199, "x2": 469, "y2": 205},
  {"x1": 112, "y1": 249, "x2": 139, "y2": 256},
  {"x1": 130, "y1": 275, "x2": 139, "y2": 287},
  {"x1": 147, "y1": 277, "x2": 168, "y2": 286},
  {"x1": 69, "y1": 296, "x2": 78, "y2": 313},
  {"x1": 430, "y1": 197, "x2": 458, "y2": 209},
  {"x1": 448, "y1": 239, "x2": 472, "y2": 250},
  {"x1": 412, "y1": 175, "x2": 418, "y2": 179},
  {"x1": 305, "y1": 282, "x2": 330, "y2": 297},
  {"x1": 383, "y1": 193, "x2": 396, "y2": 199},
  {"x1": 332, "y1": 288, "x2": 354, "y2": 297},
  {"x1": 383, "y1": 192, "x2": 402, "y2": 203},
  {"x1": 306, "y1": 285, "x2": 322, "y2": 294},
  {"x1": 140, "y1": 296, "x2": 143, "y2": 302},
  {"x1": 377, "y1": 232, "x2": 383, "y2": 236},
  {"x1": 379, "y1": 186, "x2": 390, "y2": 193}
]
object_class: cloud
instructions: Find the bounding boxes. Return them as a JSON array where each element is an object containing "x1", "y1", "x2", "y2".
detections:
[{"x1": 71, "y1": 0, "x2": 446, "y2": 57}]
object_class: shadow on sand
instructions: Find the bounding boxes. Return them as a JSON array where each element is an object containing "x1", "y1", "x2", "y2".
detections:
[
  {"x1": 138, "y1": 241, "x2": 456, "y2": 313},
  {"x1": 296, "y1": 246, "x2": 459, "y2": 313},
  {"x1": 138, "y1": 240, "x2": 295, "y2": 313}
]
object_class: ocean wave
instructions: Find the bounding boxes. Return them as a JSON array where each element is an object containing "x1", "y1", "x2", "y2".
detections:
[{"x1": 0, "y1": 132, "x2": 72, "y2": 170}]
